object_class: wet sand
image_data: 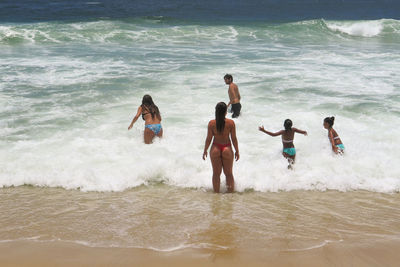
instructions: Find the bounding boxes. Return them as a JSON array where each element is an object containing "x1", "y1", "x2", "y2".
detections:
[
  {"x1": 1, "y1": 239, "x2": 400, "y2": 267},
  {"x1": 1, "y1": 186, "x2": 400, "y2": 266}
]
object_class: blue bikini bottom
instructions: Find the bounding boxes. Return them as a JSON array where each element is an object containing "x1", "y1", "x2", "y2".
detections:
[
  {"x1": 283, "y1": 147, "x2": 296, "y2": 156},
  {"x1": 145, "y1": 124, "x2": 162, "y2": 135}
]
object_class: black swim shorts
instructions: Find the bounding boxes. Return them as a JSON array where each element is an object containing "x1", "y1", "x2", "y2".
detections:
[{"x1": 231, "y1": 103, "x2": 241, "y2": 118}]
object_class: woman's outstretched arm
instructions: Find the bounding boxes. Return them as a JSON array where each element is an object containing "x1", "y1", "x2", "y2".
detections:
[{"x1": 128, "y1": 106, "x2": 142, "y2": 130}]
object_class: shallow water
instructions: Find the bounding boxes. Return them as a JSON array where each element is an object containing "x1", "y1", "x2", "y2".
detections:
[{"x1": 1, "y1": 186, "x2": 399, "y2": 252}]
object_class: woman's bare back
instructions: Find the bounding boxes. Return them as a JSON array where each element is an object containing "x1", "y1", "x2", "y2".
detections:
[{"x1": 210, "y1": 119, "x2": 234, "y2": 144}]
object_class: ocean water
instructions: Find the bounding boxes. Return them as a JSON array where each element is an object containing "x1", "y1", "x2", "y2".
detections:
[
  {"x1": 2, "y1": 15, "x2": 400, "y2": 192},
  {"x1": 1, "y1": 0, "x2": 400, "y2": 255}
]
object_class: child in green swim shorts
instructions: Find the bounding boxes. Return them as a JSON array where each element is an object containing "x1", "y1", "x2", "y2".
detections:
[{"x1": 259, "y1": 119, "x2": 307, "y2": 169}]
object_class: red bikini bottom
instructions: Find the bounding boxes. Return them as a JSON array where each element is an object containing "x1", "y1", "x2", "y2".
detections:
[{"x1": 213, "y1": 142, "x2": 231, "y2": 152}]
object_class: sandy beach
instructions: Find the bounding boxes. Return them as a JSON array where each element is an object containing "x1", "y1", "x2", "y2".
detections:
[
  {"x1": 1, "y1": 238, "x2": 400, "y2": 266},
  {"x1": 1, "y1": 187, "x2": 400, "y2": 266}
]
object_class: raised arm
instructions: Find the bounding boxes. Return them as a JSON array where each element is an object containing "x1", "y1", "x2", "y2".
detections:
[
  {"x1": 230, "y1": 121, "x2": 239, "y2": 161},
  {"x1": 203, "y1": 121, "x2": 214, "y2": 160},
  {"x1": 128, "y1": 106, "x2": 142, "y2": 130},
  {"x1": 293, "y1": 127, "x2": 308, "y2": 136},
  {"x1": 258, "y1": 126, "x2": 283, "y2": 137}
]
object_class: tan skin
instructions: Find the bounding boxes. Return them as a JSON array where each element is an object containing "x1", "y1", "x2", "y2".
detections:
[
  {"x1": 323, "y1": 122, "x2": 343, "y2": 154},
  {"x1": 128, "y1": 105, "x2": 162, "y2": 144},
  {"x1": 225, "y1": 78, "x2": 241, "y2": 108},
  {"x1": 203, "y1": 116, "x2": 239, "y2": 193},
  {"x1": 258, "y1": 126, "x2": 307, "y2": 164}
]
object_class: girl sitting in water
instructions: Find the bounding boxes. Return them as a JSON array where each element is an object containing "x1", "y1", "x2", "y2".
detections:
[
  {"x1": 323, "y1": 116, "x2": 344, "y2": 154},
  {"x1": 259, "y1": 119, "x2": 307, "y2": 169}
]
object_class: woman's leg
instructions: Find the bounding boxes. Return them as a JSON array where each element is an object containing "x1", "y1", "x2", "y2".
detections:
[
  {"x1": 210, "y1": 145, "x2": 223, "y2": 193},
  {"x1": 222, "y1": 147, "x2": 234, "y2": 193},
  {"x1": 144, "y1": 128, "x2": 155, "y2": 144}
]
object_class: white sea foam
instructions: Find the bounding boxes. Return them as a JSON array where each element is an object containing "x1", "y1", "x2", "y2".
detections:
[
  {"x1": 285, "y1": 239, "x2": 343, "y2": 251},
  {"x1": 325, "y1": 20, "x2": 384, "y2": 37},
  {"x1": 1, "y1": 90, "x2": 399, "y2": 193},
  {"x1": 0, "y1": 56, "x2": 131, "y2": 88}
]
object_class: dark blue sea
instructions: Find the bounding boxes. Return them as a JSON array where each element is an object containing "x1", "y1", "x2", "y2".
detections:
[{"x1": 1, "y1": 0, "x2": 399, "y2": 23}]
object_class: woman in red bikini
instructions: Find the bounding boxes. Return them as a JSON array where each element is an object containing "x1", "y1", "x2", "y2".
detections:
[{"x1": 203, "y1": 102, "x2": 239, "y2": 193}]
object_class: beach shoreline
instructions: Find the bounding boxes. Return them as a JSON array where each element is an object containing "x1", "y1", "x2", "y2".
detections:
[
  {"x1": 1, "y1": 238, "x2": 400, "y2": 266},
  {"x1": 1, "y1": 187, "x2": 400, "y2": 266}
]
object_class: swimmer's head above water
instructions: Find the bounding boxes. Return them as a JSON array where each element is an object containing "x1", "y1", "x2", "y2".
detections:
[
  {"x1": 224, "y1": 74, "x2": 233, "y2": 84},
  {"x1": 323, "y1": 116, "x2": 335, "y2": 129},
  {"x1": 284, "y1": 119, "x2": 292, "y2": 132}
]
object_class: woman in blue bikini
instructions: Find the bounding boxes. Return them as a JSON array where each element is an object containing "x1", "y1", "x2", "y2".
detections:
[
  {"x1": 128, "y1": 95, "x2": 162, "y2": 144},
  {"x1": 259, "y1": 119, "x2": 307, "y2": 169},
  {"x1": 323, "y1": 116, "x2": 344, "y2": 154}
]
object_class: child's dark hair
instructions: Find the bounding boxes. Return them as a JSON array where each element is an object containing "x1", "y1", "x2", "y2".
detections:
[
  {"x1": 324, "y1": 116, "x2": 335, "y2": 127},
  {"x1": 284, "y1": 119, "x2": 292, "y2": 132},
  {"x1": 224, "y1": 74, "x2": 233, "y2": 81}
]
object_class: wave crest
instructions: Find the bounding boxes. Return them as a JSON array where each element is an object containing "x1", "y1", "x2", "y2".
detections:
[
  {"x1": 0, "y1": 19, "x2": 399, "y2": 45},
  {"x1": 324, "y1": 19, "x2": 400, "y2": 37},
  {"x1": 325, "y1": 20, "x2": 384, "y2": 37}
]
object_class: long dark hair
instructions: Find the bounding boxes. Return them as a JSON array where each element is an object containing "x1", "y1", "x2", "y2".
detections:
[
  {"x1": 284, "y1": 119, "x2": 292, "y2": 132},
  {"x1": 141, "y1": 94, "x2": 160, "y2": 119},
  {"x1": 215, "y1": 102, "x2": 227, "y2": 133},
  {"x1": 324, "y1": 116, "x2": 335, "y2": 127}
]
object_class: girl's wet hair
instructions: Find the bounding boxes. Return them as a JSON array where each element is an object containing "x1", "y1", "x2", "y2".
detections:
[
  {"x1": 284, "y1": 119, "x2": 292, "y2": 131},
  {"x1": 142, "y1": 94, "x2": 160, "y2": 119},
  {"x1": 324, "y1": 116, "x2": 335, "y2": 127},
  {"x1": 215, "y1": 102, "x2": 227, "y2": 133}
]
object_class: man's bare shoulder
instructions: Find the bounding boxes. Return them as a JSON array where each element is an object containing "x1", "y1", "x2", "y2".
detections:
[{"x1": 229, "y1": 83, "x2": 238, "y2": 89}]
